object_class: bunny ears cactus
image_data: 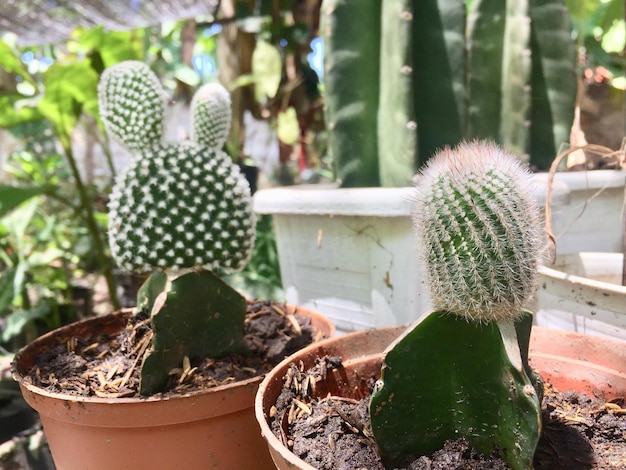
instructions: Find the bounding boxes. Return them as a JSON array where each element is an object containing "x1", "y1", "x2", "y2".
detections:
[{"x1": 100, "y1": 61, "x2": 255, "y2": 274}]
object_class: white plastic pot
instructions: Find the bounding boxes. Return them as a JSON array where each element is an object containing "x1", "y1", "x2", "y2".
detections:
[
  {"x1": 254, "y1": 170, "x2": 625, "y2": 334},
  {"x1": 537, "y1": 253, "x2": 626, "y2": 342}
]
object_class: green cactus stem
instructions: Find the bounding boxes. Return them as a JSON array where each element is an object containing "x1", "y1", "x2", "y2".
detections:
[
  {"x1": 413, "y1": 140, "x2": 542, "y2": 322},
  {"x1": 370, "y1": 141, "x2": 543, "y2": 469},
  {"x1": 320, "y1": 0, "x2": 382, "y2": 187},
  {"x1": 378, "y1": 0, "x2": 416, "y2": 187},
  {"x1": 138, "y1": 270, "x2": 249, "y2": 396},
  {"x1": 99, "y1": 61, "x2": 256, "y2": 395},
  {"x1": 370, "y1": 312, "x2": 541, "y2": 470},
  {"x1": 324, "y1": 0, "x2": 576, "y2": 184}
]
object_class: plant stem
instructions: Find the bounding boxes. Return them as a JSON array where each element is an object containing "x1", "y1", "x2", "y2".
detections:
[{"x1": 61, "y1": 141, "x2": 120, "y2": 310}]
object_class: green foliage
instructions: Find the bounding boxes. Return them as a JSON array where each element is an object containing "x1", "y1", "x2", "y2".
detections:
[
  {"x1": 0, "y1": 195, "x2": 76, "y2": 347},
  {"x1": 565, "y1": 0, "x2": 625, "y2": 81},
  {"x1": 224, "y1": 214, "x2": 283, "y2": 301},
  {"x1": 69, "y1": 26, "x2": 144, "y2": 70},
  {"x1": 229, "y1": 39, "x2": 282, "y2": 102},
  {"x1": 0, "y1": 36, "x2": 122, "y2": 311},
  {"x1": 38, "y1": 62, "x2": 100, "y2": 150},
  {"x1": 0, "y1": 184, "x2": 50, "y2": 218},
  {"x1": 0, "y1": 94, "x2": 44, "y2": 128},
  {"x1": 0, "y1": 145, "x2": 110, "y2": 350},
  {"x1": 0, "y1": 40, "x2": 37, "y2": 88}
]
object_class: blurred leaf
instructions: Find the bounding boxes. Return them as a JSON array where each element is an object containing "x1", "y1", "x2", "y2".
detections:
[
  {"x1": 1, "y1": 301, "x2": 52, "y2": 342},
  {"x1": 277, "y1": 107, "x2": 299, "y2": 145},
  {"x1": 0, "y1": 40, "x2": 37, "y2": 88},
  {"x1": 27, "y1": 248, "x2": 65, "y2": 267},
  {"x1": 0, "y1": 95, "x2": 44, "y2": 128},
  {"x1": 602, "y1": 19, "x2": 625, "y2": 53},
  {"x1": 70, "y1": 26, "x2": 144, "y2": 67},
  {"x1": 252, "y1": 40, "x2": 282, "y2": 100},
  {"x1": 564, "y1": 0, "x2": 600, "y2": 23},
  {"x1": 4, "y1": 198, "x2": 38, "y2": 247},
  {"x1": 0, "y1": 184, "x2": 48, "y2": 218},
  {"x1": 174, "y1": 64, "x2": 200, "y2": 86},
  {"x1": 229, "y1": 73, "x2": 257, "y2": 90},
  {"x1": 38, "y1": 62, "x2": 99, "y2": 147}
]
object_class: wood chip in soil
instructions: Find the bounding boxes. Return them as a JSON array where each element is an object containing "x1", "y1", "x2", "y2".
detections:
[{"x1": 21, "y1": 300, "x2": 321, "y2": 399}]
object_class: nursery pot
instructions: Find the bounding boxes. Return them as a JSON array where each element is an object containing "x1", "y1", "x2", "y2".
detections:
[
  {"x1": 254, "y1": 324, "x2": 626, "y2": 469},
  {"x1": 255, "y1": 173, "x2": 613, "y2": 335},
  {"x1": 12, "y1": 307, "x2": 334, "y2": 470}
]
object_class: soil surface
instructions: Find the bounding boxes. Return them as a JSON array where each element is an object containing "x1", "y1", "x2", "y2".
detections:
[
  {"x1": 270, "y1": 357, "x2": 626, "y2": 469},
  {"x1": 19, "y1": 300, "x2": 322, "y2": 398}
]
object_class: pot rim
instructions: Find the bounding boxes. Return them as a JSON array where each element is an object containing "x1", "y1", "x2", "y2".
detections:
[{"x1": 254, "y1": 323, "x2": 626, "y2": 469}]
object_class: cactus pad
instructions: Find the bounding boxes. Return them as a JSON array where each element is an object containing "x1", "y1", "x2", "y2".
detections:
[
  {"x1": 98, "y1": 61, "x2": 165, "y2": 152},
  {"x1": 191, "y1": 83, "x2": 233, "y2": 149},
  {"x1": 138, "y1": 270, "x2": 249, "y2": 395},
  {"x1": 107, "y1": 141, "x2": 254, "y2": 273}
]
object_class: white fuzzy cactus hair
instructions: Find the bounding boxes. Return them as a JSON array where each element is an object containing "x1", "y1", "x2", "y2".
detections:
[
  {"x1": 412, "y1": 140, "x2": 543, "y2": 322},
  {"x1": 100, "y1": 61, "x2": 255, "y2": 274}
]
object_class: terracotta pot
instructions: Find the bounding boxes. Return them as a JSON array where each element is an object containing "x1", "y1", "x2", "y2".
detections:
[
  {"x1": 254, "y1": 324, "x2": 626, "y2": 470},
  {"x1": 12, "y1": 306, "x2": 334, "y2": 470}
]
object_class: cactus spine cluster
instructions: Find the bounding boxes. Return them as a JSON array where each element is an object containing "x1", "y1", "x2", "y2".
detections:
[
  {"x1": 412, "y1": 140, "x2": 542, "y2": 322},
  {"x1": 99, "y1": 61, "x2": 255, "y2": 274}
]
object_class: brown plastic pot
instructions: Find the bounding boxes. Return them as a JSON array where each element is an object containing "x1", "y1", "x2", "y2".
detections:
[
  {"x1": 12, "y1": 306, "x2": 334, "y2": 470},
  {"x1": 255, "y1": 324, "x2": 626, "y2": 470}
]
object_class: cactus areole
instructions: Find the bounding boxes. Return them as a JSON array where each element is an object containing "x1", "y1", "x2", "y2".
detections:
[
  {"x1": 370, "y1": 141, "x2": 543, "y2": 470},
  {"x1": 99, "y1": 61, "x2": 256, "y2": 395}
]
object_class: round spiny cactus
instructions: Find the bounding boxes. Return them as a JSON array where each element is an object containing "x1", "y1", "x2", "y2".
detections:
[
  {"x1": 101, "y1": 61, "x2": 255, "y2": 274},
  {"x1": 413, "y1": 140, "x2": 543, "y2": 322}
]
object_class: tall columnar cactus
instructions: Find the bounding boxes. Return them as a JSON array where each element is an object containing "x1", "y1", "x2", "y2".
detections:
[
  {"x1": 99, "y1": 61, "x2": 255, "y2": 395},
  {"x1": 370, "y1": 141, "x2": 543, "y2": 470},
  {"x1": 321, "y1": 0, "x2": 577, "y2": 187}
]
